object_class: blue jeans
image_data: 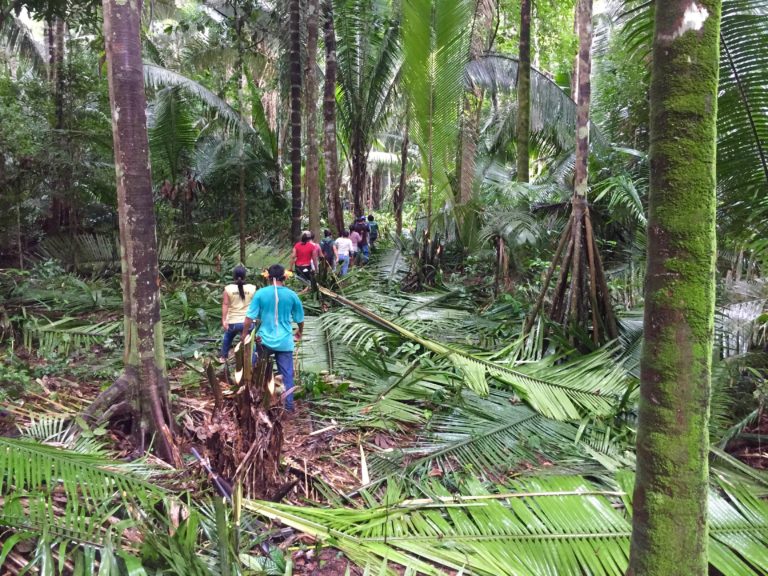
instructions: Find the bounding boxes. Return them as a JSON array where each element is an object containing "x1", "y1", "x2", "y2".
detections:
[
  {"x1": 220, "y1": 323, "x2": 244, "y2": 358},
  {"x1": 254, "y1": 345, "x2": 295, "y2": 411},
  {"x1": 337, "y1": 254, "x2": 350, "y2": 276}
]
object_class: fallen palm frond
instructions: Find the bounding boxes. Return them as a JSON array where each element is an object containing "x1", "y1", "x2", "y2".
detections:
[
  {"x1": 0, "y1": 435, "x2": 167, "y2": 552},
  {"x1": 318, "y1": 285, "x2": 632, "y2": 420},
  {"x1": 245, "y1": 473, "x2": 768, "y2": 576}
]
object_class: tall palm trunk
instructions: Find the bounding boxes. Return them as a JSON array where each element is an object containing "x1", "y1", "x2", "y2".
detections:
[
  {"x1": 395, "y1": 113, "x2": 409, "y2": 235},
  {"x1": 351, "y1": 137, "x2": 367, "y2": 218},
  {"x1": 524, "y1": 0, "x2": 616, "y2": 343},
  {"x1": 515, "y1": 0, "x2": 530, "y2": 183},
  {"x1": 628, "y1": 1, "x2": 721, "y2": 574},
  {"x1": 236, "y1": 13, "x2": 247, "y2": 264},
  {"x1": 305, "y1": 0, "x2": 321, "y2": 240},
  {"x1": 100, "y1": 0, "x2": 180, "y2": 466},
  {"x1": 288, "y1": 0, "x2": 303, "y2": 242},
  {"x1": 323, "y1": 0, "x2": 344, "y2": 236}
]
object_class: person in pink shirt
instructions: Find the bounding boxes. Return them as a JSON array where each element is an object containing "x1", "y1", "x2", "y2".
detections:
[{"x1": 349, "y1": 224, "x2": 361, "y2": 265}]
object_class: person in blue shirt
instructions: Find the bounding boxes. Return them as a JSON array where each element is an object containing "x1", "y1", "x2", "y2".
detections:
[{"x1": 241, "y1": 264, "x2": 305, "y2": 412}]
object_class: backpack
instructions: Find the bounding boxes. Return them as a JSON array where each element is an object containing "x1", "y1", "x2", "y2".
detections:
[
  {"x1": 368, "y1": 221, "x2": 379, "y2": 240},
  {"x1": 320, "y1": 237, "x2": 335, "y2": 261}
]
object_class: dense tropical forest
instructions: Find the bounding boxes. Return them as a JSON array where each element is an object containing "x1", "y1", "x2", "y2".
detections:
[{"x1": 1, "y1": 0, "x2": 767, "y2": 573}]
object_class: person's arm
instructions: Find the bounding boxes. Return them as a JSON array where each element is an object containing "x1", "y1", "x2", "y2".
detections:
[
  {"x1": 242, "y1": 297, "x2": 260, "y2": 340},
  {"x1": 293, "y1": 294, "x2": 305, "y2": 341},
  {"x1": 333, "y1": 244, "x2": 339, "y2": 259},
  {"x1": 289, "y1": 245, "x2": 297, "y2": 269},
  {"x1": 221, "y1": 290, "x2": 230, "y2": 329}
]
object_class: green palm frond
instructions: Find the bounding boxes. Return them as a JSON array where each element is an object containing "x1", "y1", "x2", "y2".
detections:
[
  {"x1": 246, "y1": 473, "x2": 768, "y2": 575},
  {"x1": 143, "y1": 63, "x2": 253, "y2": 133},
  {"x1": 149, "y1": 86, "x2": 199, "y2": 184},
  {"x1": 0, "y1": 13, "x2": 47, "y2": 73},
  {"x1": 402, "y1": 0, "x2": 472, "y2": 211},
  {"x1": 335, "y1": 0, "x2": 403, "y2": 156},
  {"x1": 318, "y1": 286, "x2": 632, "y2": 419},
  {"x1": 22, "y1": 316, "x2": 122, "y2": 357},
  {"x1": 0, "y1": 437, "x2": 167, "y2": 548},
  {"x1": 37, "y1": 233, "x2": 121, "y2": 275},
  {"x1": 617, "y1": 0, "x2": 768, "y2": 236}
]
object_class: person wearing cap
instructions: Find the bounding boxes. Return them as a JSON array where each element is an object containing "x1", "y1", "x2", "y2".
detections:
[{"x1": 242, "y1": 264, "x2": 305, "y2": 412}]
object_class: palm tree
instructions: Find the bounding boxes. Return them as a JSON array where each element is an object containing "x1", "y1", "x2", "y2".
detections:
[
  {"x1": 335, "y1": 0, "x2": 401, "y2": 217},
  {"x1": 288, "y1": 0, "x2": 302, "y2": 241},
  {"x1": 628, "y1": 1, "x2": 722, "y2": 573},
  {"x1": 306, "y1": 0, "x2": 321, "y2": 240},
  {"x1": 524, "y1": 0, "x2": 618, "y2": 344},
  {"x1": 401, "y1": 0, "x2": 473, "y2": 236},
  {"x1": 323, "y1": 0, "x2": 345, "y2": 236},
  {"x1": 515, "y1": 0, "x2": 531, "y2": 184},
  {"x1": 99, "y1": 0, "x2": 180, "y2": 465}
]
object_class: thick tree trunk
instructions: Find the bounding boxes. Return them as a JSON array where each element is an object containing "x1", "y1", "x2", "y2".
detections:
[
  {"x1": 627, "y1": 1, "x2": 721, "y2": 574},
  {"x1": 515, "y1": 0, "x2": 531, "y2": 183},
  {"x1": 305, "y1": 0, "x2": 321, "y2": 240},
  {"x1": 322, "y1": 0, "x2": 345, "y2": 236},
  {"x1": 395, "y1": 114, "x2": 409, "y2": 235},
  {"x1": 101, "y1": 0, "x2": 181, "y2": 466},
  {"x1": 289, "y1": 0, "x2": 303, "y2": 242}
]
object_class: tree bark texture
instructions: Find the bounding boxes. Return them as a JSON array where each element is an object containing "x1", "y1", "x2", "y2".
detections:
[
  {"x1": 395, "y1": 114, "x2": 409, "y2": 235},
  {"x1": 236, "y1": 14, "x2": 247, "y2": 264},
  {"x1": 289, "y1": 0, "x2": 303, "y2": 242},
  {"x1": 322, "y1": 0, "x2": 345, "y2": 236},
  {"x1": 101, "y1": 0, "x2": 181, "y2": 466},
  {"x1": 351, "y1": 137, "x2": 367, "y2": 218},
  {"x1": 305, "y1": 0, "x2": 321, "y2": 240},
  {"x1": 515, "y1": 0, "x2": 531, "y2": 183},
  {"x1": 627, "y1": 1, "x2": 721, "y2": 574},
  {"x1": 573, "y1": 0, "x2": 591, "y2": 199}
]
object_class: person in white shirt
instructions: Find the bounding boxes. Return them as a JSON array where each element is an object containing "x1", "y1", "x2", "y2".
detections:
[{"x1": 335, "y1": 230, "x2": 354, "y2": 276}]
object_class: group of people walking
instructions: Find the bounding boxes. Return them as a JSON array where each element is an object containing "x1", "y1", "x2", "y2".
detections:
[
  {"x1": 217, "y1": 214, "x2": 380, "y2": 413},
  {"x1": 290, "y1": 214, "x2": 379, "y2": 280}
]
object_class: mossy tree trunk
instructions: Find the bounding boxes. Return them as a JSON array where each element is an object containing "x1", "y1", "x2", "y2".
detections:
[
  {"x1": 627, "y1": 1, "x2": 721, "y2": 574},
  {"x1": 322, "y1": 0, "x2": 345, "y2": 236},
  {"x1": 289, "y1": 0, "x2": 303, "y2": 242},
  {"x1": 100, "y1": 0, "x2": 181, "y2": 466},
  {"x1": 305, "y1": 0, "x2": 321, "y2": 240}
]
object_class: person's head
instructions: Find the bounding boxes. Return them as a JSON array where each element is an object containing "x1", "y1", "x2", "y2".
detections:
[
  {"x1": 233, "y1": 265, "x2": 247, "y2": 281},
  {"x1": 324, "y1": 229, "x2": 332, "y2": 238},
  {"x1": 342, "y1": 229, "x2": 349, "y2": 238},
  {"x1": 233, "y1": 265, "x2": 247, "y2": 299},
  {"x1": 368, "y1": 214, "x2": 374, "y2": 222},
  {"x1": 267, "y1": 264, "x2": 286, "y2": 283},
  {"x1": 301, "y1": 232, "x2": 311, "y2": 244},
  {"x1": 349, "y1": 224, "x2": 355, "y2": 232},
  {"x1": 358, "y1": 216, "x2": 365, "y2": 223}
]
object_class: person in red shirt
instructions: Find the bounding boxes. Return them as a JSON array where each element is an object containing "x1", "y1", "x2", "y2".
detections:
[{"x1": 290, "y1": 232, "x2": 319, "y2": 293}]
